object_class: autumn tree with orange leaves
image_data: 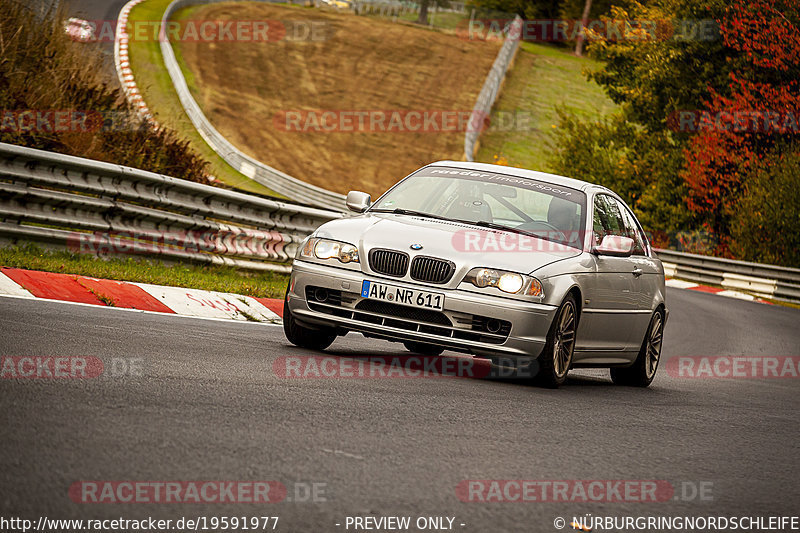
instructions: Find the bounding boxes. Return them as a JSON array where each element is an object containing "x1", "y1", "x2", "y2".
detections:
[
  {"x1": 682, "y1": 0, "x2": 800, "y2": 261},
  {"x1": 552, "y1": 0, "x2": 800, "y2": 265}
]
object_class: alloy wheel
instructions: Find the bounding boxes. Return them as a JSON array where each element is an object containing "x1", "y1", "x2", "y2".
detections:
[
  {"x1": 645, "y1": 313, "x2": 664, "y2": 379},
  {"x1": 553, "y1": 302, "x2": 576, "y2": 377}
]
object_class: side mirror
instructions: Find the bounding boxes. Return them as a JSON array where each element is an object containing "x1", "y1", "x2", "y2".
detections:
[
  {"x1": 593, "y1": 235, "x2": 635, "y2": 257},
  {"x1": 346, "y1": 191, "x2": 371, "y2": 213}
]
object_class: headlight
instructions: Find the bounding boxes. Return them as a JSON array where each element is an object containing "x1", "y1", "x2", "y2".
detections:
[
  {"x1": 498, "y1": 272, "x2": 524, "y2": 293},
  {"x1": 464, "y1": 267, "x2": 543, "y2": 297},
  {"x1": 298, "y1": 237, "x2": 359, "y2": 264}
]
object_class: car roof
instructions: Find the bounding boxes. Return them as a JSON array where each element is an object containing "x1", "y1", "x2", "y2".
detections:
[{"x1": 427, "y1": 160, "x2": 609, "y2": 194}]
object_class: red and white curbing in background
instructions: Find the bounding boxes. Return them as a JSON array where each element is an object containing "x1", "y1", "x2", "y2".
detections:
[
  {"x1": 0, "y1": 268, "x2": 284, "y2": 323},
  {"x1": 115, "y1": 0, "x2": 154, "y2": 122},
  {"x1": 665, "y1": 278, "x2": 773, "y2": 305},
  {"x1": 0, "y1": 266, "x2": 774, "y2": 327},
  {"x1": 662, "y1": 260, "x2": 775, "y2": 304}
]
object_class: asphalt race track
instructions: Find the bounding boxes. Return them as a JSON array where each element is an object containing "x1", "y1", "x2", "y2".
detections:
[
  {"x1": 1, "y1": 288, "x2": 799, "y2": 531},
  {"x1": 46, "y1": 0, "x2": 130, "y2": 79}
]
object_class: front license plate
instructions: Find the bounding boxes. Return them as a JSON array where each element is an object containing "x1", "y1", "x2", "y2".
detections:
[{"x1": 361, "y1": 280, "x2": 444, "y2": 311}]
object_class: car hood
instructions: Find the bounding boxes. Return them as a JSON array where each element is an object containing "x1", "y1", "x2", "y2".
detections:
[{"x1": 313, "y1": 213, "x2": 582, "y2": 278}]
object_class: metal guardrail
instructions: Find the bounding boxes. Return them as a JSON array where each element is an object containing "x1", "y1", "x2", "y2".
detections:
[
  {"x1": 0, "y1": 143, "x2": 340, "y2": 273},
  {"x1": 3, "y1": 144, "x2": 797, "y2": 298},
  {"x1": 655, "y1": 248, "x2": 800, "y2": 303},
  {"x1": 158, "y1": 0, "x2": 347, "y2": 211},
  {"x1": 464, "y1": 15, "x2": 522, "y2": 161}
]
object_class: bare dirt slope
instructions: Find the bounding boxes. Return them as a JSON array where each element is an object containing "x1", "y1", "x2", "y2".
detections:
[{"x1": 175, "y1": 3, "x2": 500, "y2": 197}]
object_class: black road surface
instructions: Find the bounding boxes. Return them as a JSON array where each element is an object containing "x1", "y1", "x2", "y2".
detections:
[
  {"x1": 1, "y1": 288, "x2": 799, "y2": 531},
  {"x1": 46, "y1": 0, "x2": 130, "y2": 79}
]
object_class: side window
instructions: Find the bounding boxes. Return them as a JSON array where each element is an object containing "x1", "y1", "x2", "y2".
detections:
[
  {"x1": 617, "y1": 203, "x2": 647, "y2": 256},
  {"x1": 592, "y1": 194, "x2": 626, "y2": 246}
]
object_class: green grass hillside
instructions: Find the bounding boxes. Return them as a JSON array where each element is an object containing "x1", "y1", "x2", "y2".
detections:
[
  {"x1": 476, "y1": 42, "x2": 618, "y2": 173},
  {"x1": 126, "y1": 0, "x2": 279, "y2": 196}
]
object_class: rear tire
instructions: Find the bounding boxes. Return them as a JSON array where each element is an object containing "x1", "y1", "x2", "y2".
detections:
[
  {"x1": 535, "y1": 294, "x2": 578, "y2": 388},
  {"x1": 403, "y1": 341, "x2": 445, "y2": 356},
  {"x1": 610, "y1": 309, "x2": 664, "y2": 387},
  {"x1": 283, "y1": 288, "x2": 337, "y2": 350}
]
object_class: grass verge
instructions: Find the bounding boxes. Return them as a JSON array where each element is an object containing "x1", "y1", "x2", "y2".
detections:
[
  {"x1": 475, "y1": 42, "x2": 618, "y2": 172},
  {"x1": 1, "y1": 244, "x2": 289, "y2": 299},
  {"x1": 126, "y1": 0, "x2": 281, "y2": 197}
]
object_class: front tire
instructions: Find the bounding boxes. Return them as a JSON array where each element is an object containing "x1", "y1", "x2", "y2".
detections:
[
  {"x1": 535, "y1": 294, "x2": 577, "y2": 388},
  {"x1": 610, "y1": 309, "x2": 664, "y2": 387},
  {"x1": 283, "y1": 289, "x2": 337, "y2": 350}
]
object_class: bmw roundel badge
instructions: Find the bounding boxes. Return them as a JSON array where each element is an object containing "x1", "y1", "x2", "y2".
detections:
[{"x1": 410, "y1": 243, "x2": 423, "y2": 250}]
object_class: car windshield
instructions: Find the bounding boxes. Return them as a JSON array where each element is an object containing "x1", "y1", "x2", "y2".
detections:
[{"x1": 369, "y1": 167, "x2": 587, "y2": 249}]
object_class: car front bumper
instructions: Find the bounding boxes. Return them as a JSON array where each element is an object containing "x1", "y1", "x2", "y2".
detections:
[{"x1": 286, "y1": 260, "x2": 558, "y2": 359}]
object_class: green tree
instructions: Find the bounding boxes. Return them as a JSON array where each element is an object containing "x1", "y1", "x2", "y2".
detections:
[
  {"x1": 730, "y1": 148, "x2": 800, "y2": 267},
  {"x1": 586, "y1": 0, "x2": 731, "y2": 132},
  {"x1": 550, "y1": 0, "x2": 736, "y2": 248},
  {"x1": 549, "y1": 111, "x2": 695, "y2": 246}
]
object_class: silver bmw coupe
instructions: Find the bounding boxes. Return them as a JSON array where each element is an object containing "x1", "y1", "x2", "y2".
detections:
[{"x1": 284, "y1": 162, "x2": 667, "y2": 387}]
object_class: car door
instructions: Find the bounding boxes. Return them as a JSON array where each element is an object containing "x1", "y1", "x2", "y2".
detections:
[
  {"x1": 617, "y1": 201, "x2": 661, "y2": 346},
  {"x1": 575, "y1": 194, "x2": 639, "y2": 355}
]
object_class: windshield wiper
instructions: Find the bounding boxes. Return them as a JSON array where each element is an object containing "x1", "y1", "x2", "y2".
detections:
[
  {"x1": 370, "y1": 208, "x2": 454, "y2": 222},
  {"x1": 462, "y1": 219, "x2": 537, "y2": 237},
  {"x1": 461, "y1": 219, "x2": 568, "y2": 245}
]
